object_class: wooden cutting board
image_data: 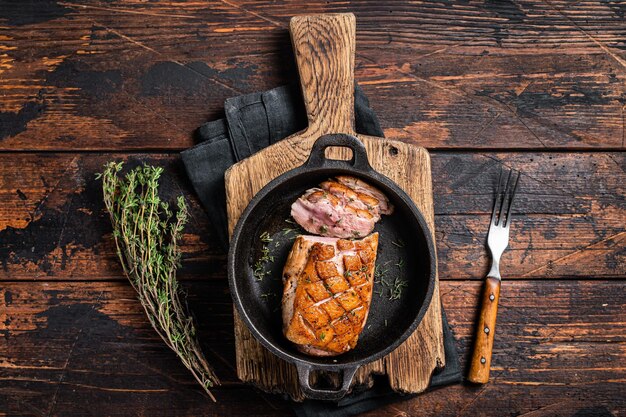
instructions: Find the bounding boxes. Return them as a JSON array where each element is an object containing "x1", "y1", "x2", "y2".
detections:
[{"x1": 225, "y1": 13, "x2": 444, "y2": 401}]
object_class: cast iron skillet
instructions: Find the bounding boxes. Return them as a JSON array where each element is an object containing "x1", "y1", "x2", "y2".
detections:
[{"x1": 228, "y1": 134, "x2": 437, "y2": 401}]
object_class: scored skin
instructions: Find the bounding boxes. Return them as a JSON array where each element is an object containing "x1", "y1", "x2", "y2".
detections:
[
  {"x1": 282, "y1": 233, "x2": 379, "y2": 356},
  {"x1": 320, "y1": 180, "x2": 382, "y2": 220},
  {"x1": 320, "y1": 180, "x2": 380, "y2": 220},
  {"x1": 335, "y1": 175, "x2": 394, "y2": 215}
]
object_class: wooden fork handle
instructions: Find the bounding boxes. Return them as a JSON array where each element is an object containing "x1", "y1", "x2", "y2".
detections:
[{"x1": 468, "y1": 276, "x2": 501, "y2": 384}]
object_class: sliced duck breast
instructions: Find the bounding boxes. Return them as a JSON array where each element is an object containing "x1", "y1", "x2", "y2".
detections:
[{"x1": 290, "y1": 176, "x2": 394, "y2": 239}]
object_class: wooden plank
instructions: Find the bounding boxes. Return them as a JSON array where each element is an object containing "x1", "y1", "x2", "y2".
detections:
[
  {"x1": 1, "y1": 152, "x2": 623, "y2": 280},
  {"x1": 1, "y1": 0, "x2": 624, "y2": 150},
  {"x1": 1, "y1": 280, "x2": 624, "y2": 416}
]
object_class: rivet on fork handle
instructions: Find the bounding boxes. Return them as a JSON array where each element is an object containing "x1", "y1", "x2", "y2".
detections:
[{"x1": 468, "y1": 276, "x2": 502, "y2": 383}]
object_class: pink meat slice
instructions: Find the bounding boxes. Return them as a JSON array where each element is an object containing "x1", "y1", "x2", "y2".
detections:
[
  {"x1": 291, "y1": 188, "x2": 375, "y2": 239},
  {"x1": 290, "y1": 176, "x2": 394, "y2": 239}
]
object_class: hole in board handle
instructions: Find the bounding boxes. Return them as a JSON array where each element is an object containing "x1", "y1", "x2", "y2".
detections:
[{"x1": 324, "y1": 146, "x2": 354, "y2": 161}]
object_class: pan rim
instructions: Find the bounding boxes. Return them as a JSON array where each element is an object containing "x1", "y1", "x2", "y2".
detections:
[{"x1": 228, "y1": 154, "x2": 437, "y2": 371}]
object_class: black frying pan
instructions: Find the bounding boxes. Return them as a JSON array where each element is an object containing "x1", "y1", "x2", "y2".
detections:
[{"x1": 228, "y1": 134, "x2": 437, "y2": 400}]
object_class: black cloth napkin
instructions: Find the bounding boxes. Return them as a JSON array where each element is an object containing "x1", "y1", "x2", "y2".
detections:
[
  {"x1": 181, "y1": 84, "x2": 463, "y2": 416},
  {"x1": 182, "y1": 84, "x2": 384, "y2": 250}
]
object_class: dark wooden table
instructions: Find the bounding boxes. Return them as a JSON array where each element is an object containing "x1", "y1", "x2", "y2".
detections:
[{"x1": 1, "y1": 1, "x2": 624, "y2": 416}]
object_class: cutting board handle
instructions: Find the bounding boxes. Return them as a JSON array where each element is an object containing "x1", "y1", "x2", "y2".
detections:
[{"x1": 290, "y1": 13, "x2": 356, "y2": 136}]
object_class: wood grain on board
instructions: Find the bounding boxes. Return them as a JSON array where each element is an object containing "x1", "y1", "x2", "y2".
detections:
[{"x1": 1, "y1": 280, "x2": 624, "y2": 416}]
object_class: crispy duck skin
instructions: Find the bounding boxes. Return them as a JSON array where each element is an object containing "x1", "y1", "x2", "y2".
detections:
[
  {"x1": 282, "y1": 233, "x2": 378, "y2": 356},
  {"x1": 335, "y1": 175, "x2": 394, "y2": 215},
  {"x1": 290, "y1": 176, "x2": 393, "y2": 239}
]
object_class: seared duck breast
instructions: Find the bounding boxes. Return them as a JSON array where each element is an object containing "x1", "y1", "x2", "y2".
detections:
[{"x1": 282, "y1": 233, "x2": 379, "y2": 356}]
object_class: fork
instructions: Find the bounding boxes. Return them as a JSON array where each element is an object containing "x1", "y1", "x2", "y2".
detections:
[{"x1": 468, "y1": 168, "x2": 520, "y2": 384}]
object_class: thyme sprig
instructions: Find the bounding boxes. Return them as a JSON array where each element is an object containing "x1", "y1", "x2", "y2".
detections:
[
  {"x1": 391, "y1": 239, "x2": 405, "y2": 248},
  {"x1": 282, "y1": 218, "x2": 304, "y2": 237},
  {"x1": 99, "y1": 162, "x2": 219, "y2": 401},
  {"x1": 253, "y1": 231, "x2": 274, "y2": 281},
  {"x1": 373, "y1": 259, "x2": 408, "y2": 300}
]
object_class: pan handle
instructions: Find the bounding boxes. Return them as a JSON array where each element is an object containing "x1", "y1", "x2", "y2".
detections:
[
  {"x1": 296, "y1": 363, "x2": 359, "y2": 401},
  {"x1": 306, "y1": 134, "x2": 372, "y2": 172}
]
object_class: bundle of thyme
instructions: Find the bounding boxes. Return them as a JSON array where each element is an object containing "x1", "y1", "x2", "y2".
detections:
[{"x1": 99, "y1": 162, "x2": 219, "y2": 401}]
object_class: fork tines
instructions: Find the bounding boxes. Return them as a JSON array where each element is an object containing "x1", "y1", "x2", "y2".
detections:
[{"x1": 492, "y1": 168, "x2": 520, "y2": 227}]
